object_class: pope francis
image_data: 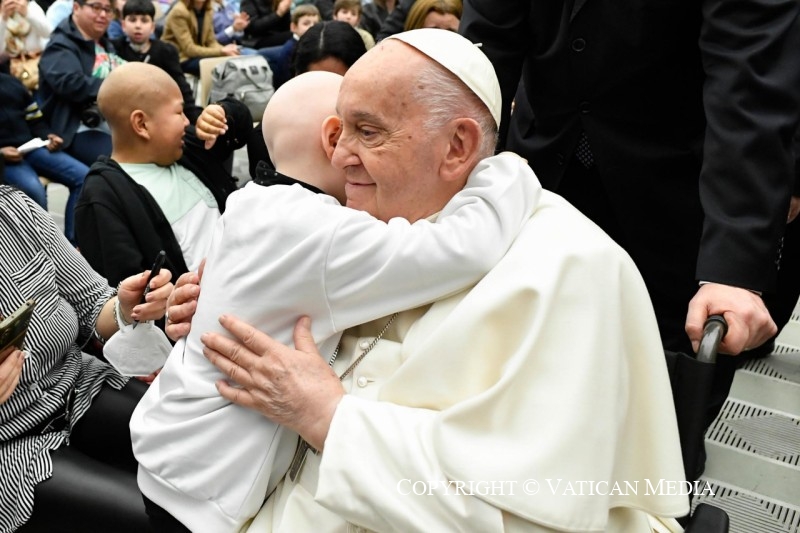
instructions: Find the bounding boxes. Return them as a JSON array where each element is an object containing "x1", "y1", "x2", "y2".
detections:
[{"x1": 182, "y1": 29, "x2": 690, "y2": 533}]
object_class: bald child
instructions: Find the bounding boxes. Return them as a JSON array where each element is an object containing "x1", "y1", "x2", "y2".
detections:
[
  {"x1": 75, "y1": 62, "x2": 249, "y2": 287},
  {"x1": 131, "y1": 71, "x2": 543, "y2": 532}
]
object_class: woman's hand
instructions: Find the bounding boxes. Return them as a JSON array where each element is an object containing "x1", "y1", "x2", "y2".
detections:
[
  {"x1": 0, "y1": 348, "x2": 24, "y2": 405},
  {"x1": 118, "y1": 268, "x2": 174, "y2": 324},
  {"x1": 46, "y1": 134, "x2": 63, "y2": 152},
  {"x1": 1, "y1": 146, "x2": 22, "y2": 163}
]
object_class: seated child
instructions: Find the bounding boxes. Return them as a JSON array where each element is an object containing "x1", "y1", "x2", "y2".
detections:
[
  {"x1": 332, "y1": 0, "x2": 374, "y2": 50},
  {"x1": 131, "y1": 70, "x2": 542, "y2": 532},
  {"x1": 112, "y1": 0, "x2": 203, "y2": 123},
  {"x1": 261, "y1": 3, "x2": 320, "y2": 89},
  {"x1": 75, "y1": 62, "x2": 247, "y2": 287}
]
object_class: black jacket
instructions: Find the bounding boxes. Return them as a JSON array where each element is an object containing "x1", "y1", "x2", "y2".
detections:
[
  {"x1": 0, "y1": 73, "x2": 52, "y2": 147},
  {"x1": 461, "y1": 0, "x2": 800, "y2": 295},
  {"x1": 241, "y1": 0, "x2": 291, "y2": 48},
  {"x1": 75, "y1": 98, "x2": 250, "y2": 286},
  {"x1": 38, "y1": 16, "x2": 115, "y2": 148}
]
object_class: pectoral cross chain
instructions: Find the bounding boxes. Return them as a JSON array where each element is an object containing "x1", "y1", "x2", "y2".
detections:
[
  {"x1": 288, "y1": 437, "x2": 317, "y2": 482},
  {"x1": 287, "y1": 313, "x2": 398, "y2": 482}
]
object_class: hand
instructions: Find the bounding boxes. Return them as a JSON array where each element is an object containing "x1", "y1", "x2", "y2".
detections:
[
  {"x1": 202, "y1": 315, "x2": 344, "y2": 451},
  {"x1": 46, "y1": 134, "x2": 63, "y2": 152},
  {"x1": 221, "y1": 43, "x2": 240, "y2": 57},
  {"x1": 686, "y1": 283, "x2": 777, "y2": 355},
  {"x1": 232, "y1": 11, "x2": 249, "y2": 31},
  {"x1": 14, "y1": 0, "x2": 25, "y2": 17},
  {"x1": 1, "y1": 0, "x2": 17, "y2": 19},
  {"x1": 788, "y1": 196, "x2": 800, "y2": 224},
  {"x1": 1, "y1": 146, "x2": 23, "y2": 163},
  {"x1": 0, "y1": 348, "x2": 24, "y2": 405},
  {"x1": 196, "y1": 105, "x2": 227, "y2": 149},
  {"x1": 136, "y1": 368, "x2": 161, "y2": 384},
  {"x1": 275, "y1": 0, "x2": 290, "y2": 17},
  {"x1": 165, "y1": 259, "x2": 204, "y2": 341},
  {"x1": 117, "y1": 268, "x2": 174, "y2": 324}
]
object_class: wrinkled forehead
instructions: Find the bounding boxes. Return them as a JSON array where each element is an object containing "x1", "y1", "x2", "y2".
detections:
[{"x1": 337, "y1": 41, "x2": 422, "y2": 113}]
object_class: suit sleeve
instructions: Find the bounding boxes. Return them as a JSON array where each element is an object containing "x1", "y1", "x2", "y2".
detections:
[
  {"x1": 459, "y1": 0, "x2": 531, "y2": 148},
  {"x1": 696, "y1": 0, "x2": 800, "y2": 290}
]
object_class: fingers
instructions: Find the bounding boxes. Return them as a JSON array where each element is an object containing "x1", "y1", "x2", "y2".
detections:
[
  {"x1": 292, "y1": 316, "x2": 316, "y2": 352},
  {"x1": 215, "y1": 379, "x2": 258, "y2": 409},
  {"x1": 217, "y1": 314, "x2": 275, "y2": 362},
  {"x1": 686, "y1": 283, "x2": 778, "y2": 355},
  {"x1": 0, "y1": 349, "x2": 24, "y2": 405},
  {"x1": 202, "y1": 336, "x2": 255, "y2": 387}
]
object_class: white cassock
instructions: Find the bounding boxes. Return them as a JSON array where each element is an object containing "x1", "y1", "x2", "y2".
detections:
[{"x1": 246, "y1": 190, "x2": 689, "y2": 533}]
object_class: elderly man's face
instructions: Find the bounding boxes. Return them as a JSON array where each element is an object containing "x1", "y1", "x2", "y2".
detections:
[{"x1": 331, "y1": 42, "x2": 454, "y2": 223}]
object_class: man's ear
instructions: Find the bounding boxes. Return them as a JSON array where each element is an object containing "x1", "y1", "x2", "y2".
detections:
[
  {"x1": 129, "y1": 109, "x2": 151, "y2": 140},
  {"x1": 321, "y1": 115, "x2": 342, "y2": 161},
  {"x1": 440, "y1": 117, "x2": 481, "y2": 183}
]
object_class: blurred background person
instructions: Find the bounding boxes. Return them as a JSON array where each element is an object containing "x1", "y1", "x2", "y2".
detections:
[
  {"x1": 331, "y1": 0, "x2": 373, "y2": 49},
  {"x1": 259, "y1": 2, "x2": 319, "y2": 89},
  {"x1": 0, "y1": 0, "x2": 50, "y2": 91},
  {"x1": 38, "y1": 0, "x2": 122, "y2": 166},
  {"x1": 161, "y1": 0, "x2": 239, "y2": 75},
  {"x1": 0, "y1": 72, "x2": 86, "y2": 244},
  {"x1": 360, "y1": 0, "x2": 394, "y2": 39},
  {"x1": 113, "y1": 0, "x2": 202, "y2": 122},
  {"x1": 241, "y1": 0, "x2": 290, "y2": 49},
  {"x1": 247, "y1": 18, "x2": 364, "y2": 177},
  {"x1": 404, "y1": 0, "x2": 460, "y2": 32}
]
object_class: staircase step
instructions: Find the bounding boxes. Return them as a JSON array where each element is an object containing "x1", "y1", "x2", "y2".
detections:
[{"x1": 692, "y1": 479, "x2": 800, "y2": 533}]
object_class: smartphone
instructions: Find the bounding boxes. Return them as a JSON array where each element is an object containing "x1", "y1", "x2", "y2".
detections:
[
  {"x1": 0, "y1": 299, "x2": 36, "y2": 362},
  {"x1": 140, "y1": 250, "x2": 167, "y2": 305},
  {"x1": 132, "y1": 251, "x2": 166, "y2": 329}
]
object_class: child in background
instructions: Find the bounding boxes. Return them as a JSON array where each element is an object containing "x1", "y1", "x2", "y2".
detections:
[
  {"x1": 107, "y1": 0, "x2": 126, "y2": 38},
  {"x1": 332, "y1": 0, "x2": 373, "y2": 49},
  {"x1": 113, "y1": 0, "x2": 202, "y2": 122},
  {"x1": 212, "y1": 0, "x2": 249, "y2": 46},
  {"x1": 262, "y1": 3, "x2": 319, "y2": 89}
]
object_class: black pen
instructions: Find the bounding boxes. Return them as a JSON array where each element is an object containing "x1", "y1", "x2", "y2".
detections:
[{"x1": 132, "y1": 251, "x2": 166, "y2": 329}]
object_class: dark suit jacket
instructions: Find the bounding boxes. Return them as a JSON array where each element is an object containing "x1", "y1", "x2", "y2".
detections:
[{"x1": 461, "y1": 0, "x2": 800, "y2": 295}]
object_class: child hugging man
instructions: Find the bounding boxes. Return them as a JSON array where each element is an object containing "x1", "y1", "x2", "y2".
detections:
[
  {"x1": 332, "y1": 0, "x2": 374, "y2": 49},
  {"x1": 131, "y1": 70, "x2": 542, "y2": 532},
  {"x1": 112, "y1": 0, "x2": 203, "y2": 123}
]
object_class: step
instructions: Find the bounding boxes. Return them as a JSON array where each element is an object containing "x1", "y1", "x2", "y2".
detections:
[{"x1": 692, "y1": 478, "x2": 800, "y2": 533}]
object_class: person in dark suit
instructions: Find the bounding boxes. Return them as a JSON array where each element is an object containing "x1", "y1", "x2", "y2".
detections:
[{"x1": 460, "y1": 0, "x2": 800, "y2": 463}]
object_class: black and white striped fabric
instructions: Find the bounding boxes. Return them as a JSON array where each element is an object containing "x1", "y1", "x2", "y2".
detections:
[{"x1": 0, "y1": 186, "x2": 128, "y2": 532}]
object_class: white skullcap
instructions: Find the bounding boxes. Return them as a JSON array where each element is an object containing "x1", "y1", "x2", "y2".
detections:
[{"x1": 386, "y1": 28, "x2": 502, "y2": 128}]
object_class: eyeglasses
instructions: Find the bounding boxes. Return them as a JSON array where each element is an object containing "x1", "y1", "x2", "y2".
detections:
[{"x1": 82, "y1": 2, "x2": 113, "y2": 15}]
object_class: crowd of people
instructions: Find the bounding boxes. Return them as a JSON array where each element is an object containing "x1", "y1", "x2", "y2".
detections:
[{"x1": 0, "y1": 0, "x2": 798, "y2": 531}]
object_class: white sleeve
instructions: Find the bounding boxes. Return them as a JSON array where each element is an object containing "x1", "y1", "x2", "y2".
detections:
[
  {"x1": 326, "y1": 153, "x2": 540, "y2": 330},
  {"x1": 27, "y1": 1, "x2": 51, "y2": 44}
]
